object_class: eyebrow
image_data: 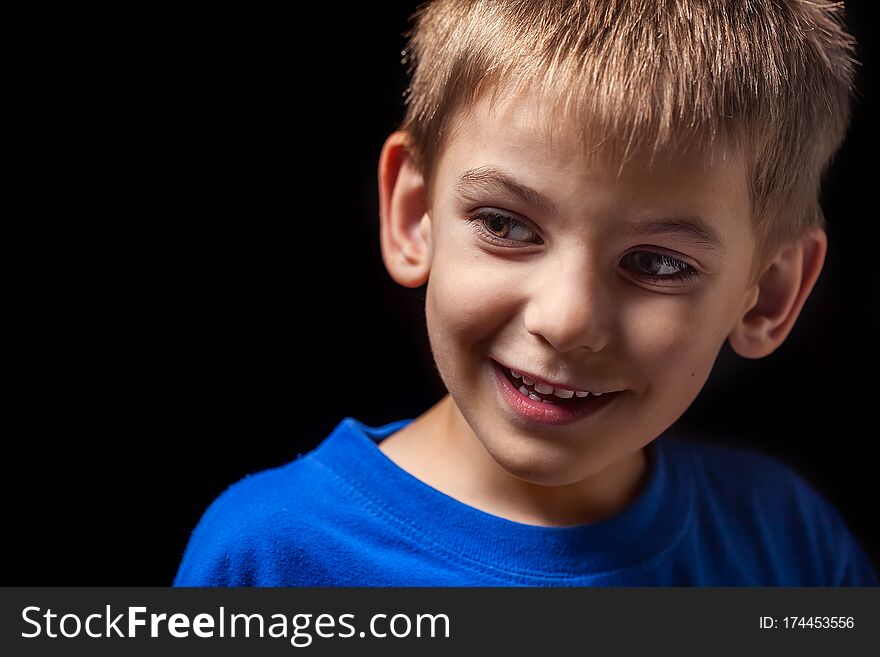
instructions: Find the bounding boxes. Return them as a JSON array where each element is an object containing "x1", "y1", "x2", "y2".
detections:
[
  {"x1": 454, "y1": 166, "x2": 560, "y2": 218},
  {"x1": 620, "y1": 217, "x2": 726, "y2": 255},
  {"x1": 454, "y1": 165, "x2": 726, "y2": 255}
]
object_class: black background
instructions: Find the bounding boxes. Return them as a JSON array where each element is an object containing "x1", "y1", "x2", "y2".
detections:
[{"x1": 8, "y1": 2, "x2": 877, "y2": 584}]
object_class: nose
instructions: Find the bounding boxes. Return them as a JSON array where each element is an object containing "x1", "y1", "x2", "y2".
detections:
[{"x1": 522, "y1": 254, "x2": 612, "y2": 353}]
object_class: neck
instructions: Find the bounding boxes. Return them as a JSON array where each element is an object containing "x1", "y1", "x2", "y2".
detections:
[{"x1": 385, "y1": 394, "x2": 649, "y2": 528}]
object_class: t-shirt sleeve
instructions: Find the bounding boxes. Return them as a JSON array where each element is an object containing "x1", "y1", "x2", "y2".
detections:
[
  {"x1": 814, "y1": 496, "x2": 879, "y2": 587},
  {"x1": 695, "y1": 442, "x2": 879, "y2": 586},
  {"x1": 173, "y1": 484, "x2": 260, "y2": 587},
  {"x1": 172, "y1": 464, "x2": 325, "y2": 587},
  {"x1": 836, "y1": 536, "x2": 880, "y2": 586},
  {"x1": 781, "y1": 465, "x2": 879, "y2": 586}
]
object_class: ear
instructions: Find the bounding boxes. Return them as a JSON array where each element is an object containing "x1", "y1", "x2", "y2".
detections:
[
  {"x1": 728, "y1": 227, "x2": 827, "y2": 359},
  {"x1": 377, "y1": 130, "x2": 432, "y2": 288}
]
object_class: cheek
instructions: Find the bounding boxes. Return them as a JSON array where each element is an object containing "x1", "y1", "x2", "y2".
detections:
[
  {"x1": 619, "y1": 294, "x2": 725, "y2": 393},
  {"x1": 426, "y1": 239, "x2": 518, "y2": 350}
]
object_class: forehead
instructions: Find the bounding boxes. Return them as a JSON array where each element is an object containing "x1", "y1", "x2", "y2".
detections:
[{"x1": 445, "y1": 91, "x2": 742, "y2": 191}]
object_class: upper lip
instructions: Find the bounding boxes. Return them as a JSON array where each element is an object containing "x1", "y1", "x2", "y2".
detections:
[{"x1": 490, "y1": 357, "x2": 624, "y2": 394}]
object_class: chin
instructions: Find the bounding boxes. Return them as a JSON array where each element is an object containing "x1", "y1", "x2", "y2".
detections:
[{"x1": 477, "y1": 429, "x2": 594, "y2": 487}]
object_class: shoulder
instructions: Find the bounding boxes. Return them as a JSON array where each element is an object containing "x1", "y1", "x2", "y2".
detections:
[
  {"x1": 664, "y1": 436, "x2": 824, "y2": 505},
  {"x1": 662, "y1": 437, "x2": 878, "y2": 585},
  {"x1": 173, "y1": 455, "x2": 336, "y2": 586}
]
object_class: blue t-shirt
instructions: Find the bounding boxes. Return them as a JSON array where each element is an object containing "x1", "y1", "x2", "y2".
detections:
[{"x1": 173, "y1": 417, "x2": 878, "y2": 586}]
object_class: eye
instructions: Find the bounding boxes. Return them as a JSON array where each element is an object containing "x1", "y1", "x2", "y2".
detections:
[
  {"x1": 620, "y1": 251, "x2": 702, "y2": 285},
  {"x1": 466, "y1": 210, "x2": 543, "y2": 246}
]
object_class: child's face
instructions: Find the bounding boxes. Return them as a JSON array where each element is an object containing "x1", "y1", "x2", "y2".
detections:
[{"x1": 421, "y1": 93, "x2": 760, "y2": 485}]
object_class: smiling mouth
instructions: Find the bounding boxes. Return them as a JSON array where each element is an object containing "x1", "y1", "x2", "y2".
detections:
[{"x1": 494, "y1": 360, "x2": 616, "y2": 406}]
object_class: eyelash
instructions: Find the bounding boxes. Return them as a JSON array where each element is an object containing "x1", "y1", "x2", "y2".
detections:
[
  {"x1": 619, "y1": 252, "x2": 701, "y2": 285},
  {"x1": 465, "y1": 210, "x2": 542, "y2": 246},
  {"x1": 465, "y1": 210, "x2": 702, "y2": 285}
]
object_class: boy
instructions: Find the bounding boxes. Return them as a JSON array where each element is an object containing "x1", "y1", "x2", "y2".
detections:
[{"x1": 174, "y1": 0, "x2": 878, "y2": 586}]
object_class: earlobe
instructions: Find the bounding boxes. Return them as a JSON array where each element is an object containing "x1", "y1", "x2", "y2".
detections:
[
  {"x1": 728, "y1": 228, "x2": 827, "y2": 359},
  {"x1": 377, "y1": 131, "x2": 432, "y2": 288}
]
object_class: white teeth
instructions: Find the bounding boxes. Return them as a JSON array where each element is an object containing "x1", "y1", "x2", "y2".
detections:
[{"x1": 508, "y1": 365, "x2": 611, "y2": 400}]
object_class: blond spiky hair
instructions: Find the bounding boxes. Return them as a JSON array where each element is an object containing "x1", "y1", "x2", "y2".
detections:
[{"x1": 399, "y1": 0, "x2": 858, "y2": 278}]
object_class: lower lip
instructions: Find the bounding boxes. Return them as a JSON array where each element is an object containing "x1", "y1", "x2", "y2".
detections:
[{"x1": 490, "y1": 359, "x2": 622, "y2": 426}]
